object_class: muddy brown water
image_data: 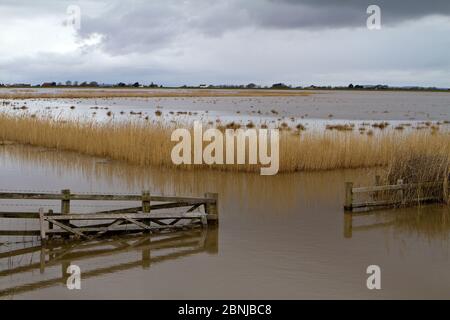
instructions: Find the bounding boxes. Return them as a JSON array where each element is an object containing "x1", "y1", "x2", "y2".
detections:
[{"x1": 0, "y1": 145, "x2": 450, "y2": 299}]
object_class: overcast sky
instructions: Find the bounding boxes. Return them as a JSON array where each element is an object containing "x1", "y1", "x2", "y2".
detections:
[{"x1": 1, "y1": 0, "x2": 449, "y2": 87}]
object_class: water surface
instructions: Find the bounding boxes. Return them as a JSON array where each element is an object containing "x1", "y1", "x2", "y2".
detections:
[
  {"x1": 1, "y1": 145, "x2": 449, "y2": 299},
  {"x1": 2, "y1": 90, "x2": 450, "y2": 131}
]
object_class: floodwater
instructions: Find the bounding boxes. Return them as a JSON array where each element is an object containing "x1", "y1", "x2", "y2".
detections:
[
  {"x1": 2, "y1": 89, "x2": 450, "y2": 131},
  {"x1": 1, "y1": 144, "x2": 450, "y2": 299}
]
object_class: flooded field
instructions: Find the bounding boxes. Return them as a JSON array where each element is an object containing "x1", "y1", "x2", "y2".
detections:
[
  {"x1": 1, "y1": 89, "x2": 450, "y2": 299},
  {"x1": 1, "y1": 144, "x2": 450, "y2": 299},
  {"x1": 2, "y1": 89, "x2": 450, "y2": 131},
  {"x1": 3, "y1": 0, "x2": 450, "y2": 305}
]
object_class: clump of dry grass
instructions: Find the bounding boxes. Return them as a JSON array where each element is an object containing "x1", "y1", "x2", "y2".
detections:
[
  {"x1": 372, "y1": 122, "x2": 390, "y2": 130},
  {"x1": 377, "y1": 136, "x2": 450, "y2": 205},
  {"x1": 279, "y1": 122, "x2": 289, "y2": 129},
  {"x1": 1, "y1": 114, "x2": 450, "y2": 174},
  {"x1": 225, "y1": 122, "x2": 241, "y2": 130},
  {"x1": 326, "y1": 124, "x2": 354, "y2": 131},
  {"x1": 386, "y1": 154, "x2": 449, "y2": 185}
]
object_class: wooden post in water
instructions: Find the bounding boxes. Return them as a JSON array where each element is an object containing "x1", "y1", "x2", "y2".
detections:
[
  {"x1": 48, "y1": 209, "x2": 53, "y2": 240},
  {"x1": 397, "y1": 179, "x2": 405, "y2": 205},
  {"x1": 374, "y1": 175, "x2": 381, "y2": 200},
  {"x1": 61, "y1": 189, "x2": 71, "y2": 214},
  {"x1": 39, "y1": 208, "x2": 46, "y2": 242},
  {"x1": 61, "y1": 189, "x2": 71, "y2": 238},
  {"x1": 344, "y1": 182, "x2": 353, "y2": 212},
  {"x1": 375, "y1": 175, "x2": 381, "y2": 186},
  {"x1": 142, "y1": 191, "x2": 151, "y2": 213},
  {"x1": 443, "y1": 168, "x2": 449, "y2": 205},
  {"x1": 142, "y1": 191, "x2": 151, "y2": 230},
  {"x1": 204, "y1": 193, "x2": 219, "y2": 226}
]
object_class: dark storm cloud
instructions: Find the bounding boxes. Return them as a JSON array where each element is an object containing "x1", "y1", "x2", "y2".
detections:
[
  {"x1": 74, "y1": 0, "x2": 450, "y2": 55},
  {"x1": 264, "y1": 0, "x2": 450, "y2": 28}
]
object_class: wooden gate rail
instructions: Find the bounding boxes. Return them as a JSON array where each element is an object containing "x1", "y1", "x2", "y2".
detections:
[
  {"x1": 39, "y1": 209, "x2": 207, "y2": 240},
  {"x1": 0, "y1": 191, "x2": 217, "y2": 203},
  {"x1": 344, "y1": 179, "x2": 446, "y2": 212},
  {"x1": 0, "y1": 189, "x2": 219, "y2": 240}
]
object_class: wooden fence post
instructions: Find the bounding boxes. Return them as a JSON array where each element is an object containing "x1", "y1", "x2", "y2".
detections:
[
  {"x1": 344, "y1": 182, "x2": 353, "y2": 211},
  {"x1": 61, "y1": 189, "x2": 71, "y2": 238},
  {"x1": 48, "y1": 209, "x2": 53, "y2": 240},
  {"x1": 61, "y1": 189, "x2": 71, "y2": 214},
  {"x1": 444, "y1": 168, "x2": 449, "y2": 205},
  {"x1": 142, "y1": 191, "x2": 151, "y2": 230},
  {"x1": 374, "y1": 175, "x2": 381, "y2": 200},
  {"x1": 39, "y1": 208, "x2": 46, "y2": 242},
  {"x1": 375, "y1": 175, "x2": 381, "y2": 186},
  {"x1": 397, "y1": 179, "x2": 405, "y2": 205},
  {"x1": 142, "y1": 191, "x2": 151, "y2": 213},
  {"x1": 204, "y1": 193, "x2": 219, "y2": 226}
]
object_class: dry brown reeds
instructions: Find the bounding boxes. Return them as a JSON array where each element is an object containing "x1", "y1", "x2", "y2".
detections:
[
  {"x1": 378, "y1": 137, "x2": 450, "y2": 204},
  {"x1": 1, "y1": 114, "x2": 450, "y2": 174}
]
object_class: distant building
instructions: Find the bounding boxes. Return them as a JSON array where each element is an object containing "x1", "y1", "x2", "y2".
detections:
[
  {"x1": 12, "y1": 83, "x2": 31, "y2": 87},
  {"x1": 271, "y1": 83, "x2": 289, "y2": 89},
  {"x1": 41, "y1": 82, "x2": 56, "y2": 87}
]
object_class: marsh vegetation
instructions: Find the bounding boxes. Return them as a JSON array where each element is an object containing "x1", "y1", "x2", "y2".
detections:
[{"x1": 1, "y1": 114, "x2": 449, "y2": 174}]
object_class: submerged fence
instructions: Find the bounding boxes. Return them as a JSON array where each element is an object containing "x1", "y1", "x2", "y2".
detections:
[
  {"x1": 0, "y1": 189, "x2": 219, "y2": 241},
  {"x1": 344, "y1": 176, "x2": 448, "y2": 212}
]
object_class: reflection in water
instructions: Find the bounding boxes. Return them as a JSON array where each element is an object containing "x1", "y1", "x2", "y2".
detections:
[
  {"x1": 1, "y1": 144, "x2": 450, "y2": 299},
  {"x1": 0, "y1": 144, "x2": 375, "y2": 209},
  {"x1": 0, "y1": 228, "x2": 218, "y2": 298},
  {"x1": 345, "y1": 205, "x2": 450, "y2": 242}
]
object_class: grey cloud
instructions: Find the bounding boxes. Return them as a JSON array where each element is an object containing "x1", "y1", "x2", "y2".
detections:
[
  {"x1": 1, "y1": 0, "x2": 449, "y2": 87},
  {"x1": 74, "y1": 0, "x2": 450, "y2": 55},
  {"x1": 79, "y1": 2, "x2": 182, "y2": 54}
]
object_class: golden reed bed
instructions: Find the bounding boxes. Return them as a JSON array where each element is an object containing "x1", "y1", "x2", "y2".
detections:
[
  {"x1": 0, "y1": 89, "x2": 311, "y2": 99},
  {"x1": 0, "y1": 114, "x2": 449, "y2": 174}
]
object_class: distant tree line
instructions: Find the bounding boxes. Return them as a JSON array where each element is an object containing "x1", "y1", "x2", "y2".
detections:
[
  {"x1": 1, "y1": 81, "x2": 448, "y2": 91},
  {"x1": 38, "y1": 81, "x2": 162, "y2": 88},
  {"x1": 0, "y1": 81, "x2": 161, "y2": 88}
]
